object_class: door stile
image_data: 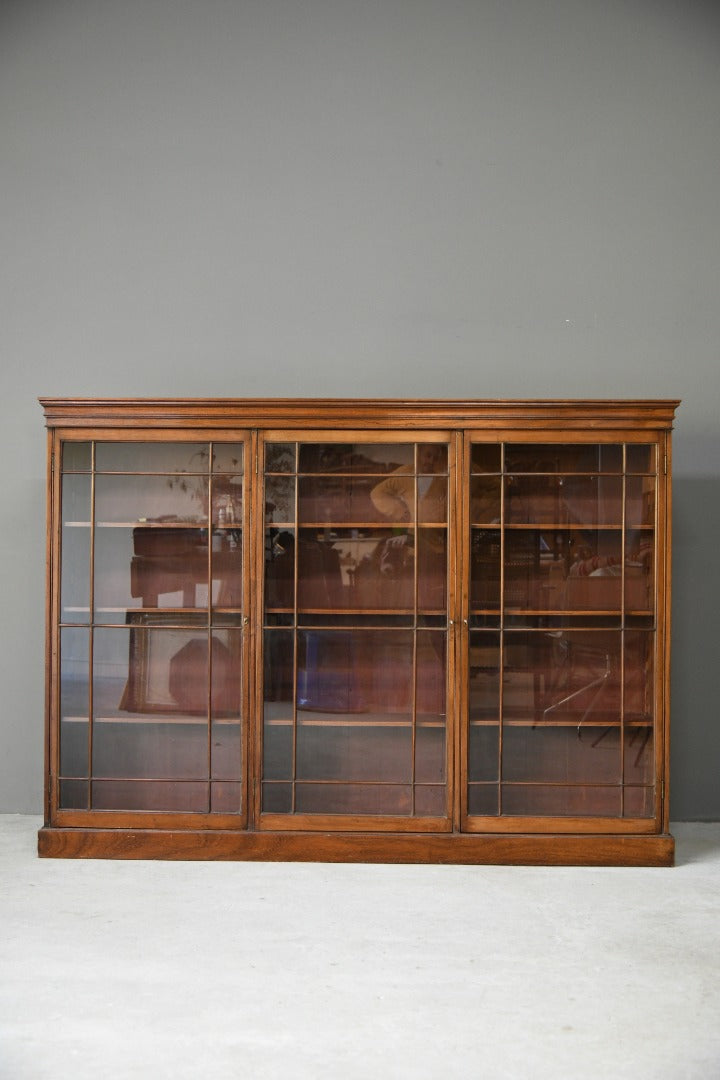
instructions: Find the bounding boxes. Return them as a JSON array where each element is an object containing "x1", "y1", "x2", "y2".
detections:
[
  {"x1": 451, "y1": 429, "x2": 467, "y2": 831},
  {"x1": 247, "y1": 430, "x2": 263, "y2": 829},
  {"x1": 46, "y1": 430, "x2": 60, "y2": 823},
  {"x1": 658, "y1": 430, "x2": 671, "y2": 834}
]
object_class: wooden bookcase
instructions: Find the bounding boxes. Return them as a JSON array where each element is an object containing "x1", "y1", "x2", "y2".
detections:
[{"x1": 38, "y1": 399, "x2": 679, "y2": 864}]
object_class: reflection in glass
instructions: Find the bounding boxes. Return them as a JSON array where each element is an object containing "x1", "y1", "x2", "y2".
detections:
[
  {"x1": 92, "y1": 626, "x2": 209, "y2": 780},
  {"x1": 626, "y1": 444, "x2": 656, "y2": 473},
  {"x1": 265, "y1": 443, "x2": 296, "y2": 473},
  {"x1": 504, "y1": 630, "x2": 622, "y2": 728},
  {"x1": 504, "y1": 530, "x2": 624, "y2": 612},
  {"x1": 414, "y1": 786, "x2": 445, "y2": 816},
  {"x1": 211, "y1": 528, "x2": 242, "y2": 609},
  {"x1": 94, "y1": 475, "x2": 208, "y2": 524},
  {"x1": 261, "y1": 621, "x2": 447, "y2": 816},
  {"x1": 470, "y1": 476, "x2": 501, "y2": 524},
  {"x1": 211, "y1": 478, "x2": 242, "y2": 528},
  {"x1": 61, "y1": 474, "x2": 91, "y2": 621},
  {"x1": 417, "y1": 443, "x2": 448, "y2": 474},
  {"x1": 624, "y1": 631, "x2": 654, "y2": 729},
  {"x1": 212, "y1": 444, "x2": 244, "y2": 474},
  {"x1": 370, "y1": 468, "x2": 448, "y2": 525},
  {"x1": 504, "y1": 444, "x2": 623, "y2": 474},
  {"x1": 505, "y1": 476, "x2": 623, "y2": 525},
  {"x1": 416, "y1": 728, "x2": 445, "y2": 784},
  {"x1": 626, "y1": 476, "x2": 655, "y2": 528},
  {"x1": 469, "y1": 725, "x2": 499, "y2": 783},
  {"x1": 467, "y1": 784, "x2": 499, "y2": 815},
  {"x1": 263, "y1": 629, "x2": 294, "y2": 781},
  {"x1": 91, "y1": 780, "x2": 208, "y2": 813},
  {"x1": 299, "y1": 476, "x2": 402, "y2": 524},
  {"x1": 502, "y1": 726, "x2": 620, "y2": 784},
  {"x1": 418, "y1": 529, "x2": 447, "y2": 612},
  {"x1": 296, "y1": 528, "x2": 416, "y2": 612},
  {"x1": 265, "y1": 476, "x2": 295, "y2": 524},
  {"x1": 468, "y1": 626, "x2": 499, "y2": 793},
  {"x1": 88, "y1": 623, "x2": 243, "y2": 808},
  {"x1": 624, "y1": 726, "x2": 653, "y2": 790},
  {"x1": 298, "y1": 443, "x2": 414, "y2": 474},
  {"x1": 262, "y1": 782, "x2": 293, "y2": 813},
  {"x1": 297, "y1": 630, "x2": 413, "y2": 717},
  {"x1": 416, "y1": 631, "x2": 446, "y2": 718},
  {"x1": 92, "y1": 627, "x2": 132, "y2": 719},
  {"x1": 62, "y1": 442, "x2": 92, "y2": 471},
  {"x1": 295, "y1": 783, "x2": 412, "y2": 816},
  {"x1": 470, "y1": 529, "x2": 501, "y2": 610},
  {"x1": 211, "y1": 628, "x2": 242, "y2": 781},
  {"x1": 59, "y1": 779, "x2": 89, "y2": 810},
  {"x1": 264, "y1": 529, "x2": 295, "y2": 611},
  {"x1": 94, "y1": 526, "x2": 209, "y2": 618},
  {"x1": 624, "y1": 786, "x2": 654, "y2": 817},
  {"x1": 296, "y1": 725, "x2": 412, "y2": 782},
  {"x1": 469, "y1": 631, "x2": 500, "y2": 723},
  {"x1": 417, "y1": 476, "x2": 447, "y2": 524},
  {"x1": 501, "y1": 784, "x2": 621, "y2": 816},
  {"x1": 60, "y1": 627, "x2": 89, "y2": 778},
  {"x1": 211, "y1": 781, "x2": 241, "y2": 813},
  {"x1": 471, "y1": 444, "x2": 502, "y2": 474},
  {"x1": 95, "y1": 443, "x2": 210, "y2": 473},
  {"x1": 626, "y1": 535, "x2": 654, "y2": 614}
]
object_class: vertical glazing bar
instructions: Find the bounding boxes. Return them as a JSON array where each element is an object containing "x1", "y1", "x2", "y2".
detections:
[{"x1": 87, "y1": 441, "x2": 96, "y2": 811}]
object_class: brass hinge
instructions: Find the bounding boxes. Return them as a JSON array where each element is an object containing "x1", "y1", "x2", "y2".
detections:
[{"x1": 663, "y1": 452, "x2": 668, "y2": 476}]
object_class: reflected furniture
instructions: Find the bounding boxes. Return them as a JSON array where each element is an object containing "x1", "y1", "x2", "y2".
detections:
[{"x1": 39, "y1": 399, "x2": 679, "y2": 864}]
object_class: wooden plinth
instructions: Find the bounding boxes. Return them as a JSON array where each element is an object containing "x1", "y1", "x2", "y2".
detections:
[{"x1": 38, "y1": 827, "x2": 675, "y2": 866}]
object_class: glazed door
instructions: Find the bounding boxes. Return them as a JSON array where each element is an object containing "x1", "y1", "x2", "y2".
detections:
[
  {"x1": 53, "y1": 434, "x2": 251, "y2": 826},
  {"x1": 463, "y1": 437, "x2": 661, "y2": 832},
  {"x1": 257, "y1": 432, "x2": 457, "y2": 831}
]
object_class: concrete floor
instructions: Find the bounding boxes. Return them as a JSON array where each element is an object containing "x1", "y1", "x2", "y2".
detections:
[{"x1": 1, "y1": 818, "x2": 719, "y2": 1080}]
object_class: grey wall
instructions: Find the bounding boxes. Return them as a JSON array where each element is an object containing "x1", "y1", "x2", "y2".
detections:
[{"x1": 1, "y1": 0, "x2": 718, "y2": 817}]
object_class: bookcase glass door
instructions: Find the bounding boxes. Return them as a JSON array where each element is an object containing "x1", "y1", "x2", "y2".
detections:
[
  {"x1": 57, "y1": 439, "x2": 247, "y2": 816},
  {"x1": 467, "y1": 441, "x2": 657, "y2": 822},
  {"x1": 261, "y1": 436, "x2": 451, "y2": 824}
]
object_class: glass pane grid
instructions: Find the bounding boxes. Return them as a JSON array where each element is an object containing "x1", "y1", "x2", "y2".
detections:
[
  {"x1": 58, "y1": 439, "x2": 245, "y2": 816},
  {"x1": 262, "y1": 440, "x2": 448, "y2": 820},
  {"x1": 468, "y1": 440, "x2": 656, "y2": 821}
]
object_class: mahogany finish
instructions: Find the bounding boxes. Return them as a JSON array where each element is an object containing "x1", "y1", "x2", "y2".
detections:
[{"x1": 39, "y1": 399, "x2": 679, "y2": 865}]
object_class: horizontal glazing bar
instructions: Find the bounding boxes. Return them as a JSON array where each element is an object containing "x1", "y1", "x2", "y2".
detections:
[
  {"x1": 468, "y1": 718, "x2": 651, "y2": 728},
  {"x1": 64, "y1": 716, "x2": 239, "y2": 725},
  {"x1": 267, "y1": 522, "x2": 448, "y2": 529},
  {"x1": 264, "y1": 718, "x2": 445, "y2": 728},
  {"x1": 261, "y1": 778, "x2": 443, "y2": 786},
  {"x1": 501, "y1": 523, "x2": 624, "y2": 530},
  {"x1": 467, "y1": 779, "x2": 652, "y2": 789}
]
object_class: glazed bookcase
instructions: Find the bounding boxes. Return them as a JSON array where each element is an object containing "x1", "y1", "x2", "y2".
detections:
[{"x1": 38, "y1": 399, "x2": 679, "y2": 864}]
